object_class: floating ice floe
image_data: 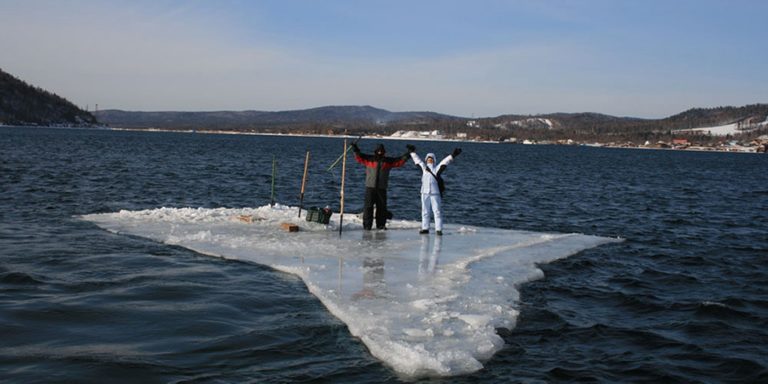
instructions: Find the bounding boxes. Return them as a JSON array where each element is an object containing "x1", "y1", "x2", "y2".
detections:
[{"x1": 81, "y1": 204, "x2": 621, "y2": 378}]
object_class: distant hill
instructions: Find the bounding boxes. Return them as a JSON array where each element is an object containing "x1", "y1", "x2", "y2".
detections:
[
  {"x1": 473, "y1": 104, "x2": 768, "y2": 141},
  {"x1": 484, "y1": 112, "x2": 647, "y2": 131},
  {"x1": 0, "y1": 68, "x2": 97, "y2": 127},
  {"x1": 662, "y1": 104, "x2": 768, "y2": 129},
  {"x1": 4, "y1": 64, "x2": 761, "y2": 144},
  {"x1": 97, "y1": 104, "x2": 766, "y2": 135},
  {"x1": 96, "y1": 106, "x2": 461, "y2": 130},
  {"x1": 484, "y1": 105, "x2": 768, "y2": 132}
]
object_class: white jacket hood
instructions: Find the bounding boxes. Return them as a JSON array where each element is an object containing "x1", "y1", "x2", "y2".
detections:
[{"x1": 409, "y1": 151, "x2": 454, "y2": 194}]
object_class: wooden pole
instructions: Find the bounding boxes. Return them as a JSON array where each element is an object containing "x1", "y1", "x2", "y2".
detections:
[
  {"x1": 270, "y1": 155, "x2": 276, "y2": 207},
  {"x1": 338, "y1": 255, "x2": 343, "y2": 294},
  {"x1": 339, "y1": 139, "x2": 347, "y2": 236},
  {"x1": 298, "y1": 150, "x2": 310, "y2": 217}
]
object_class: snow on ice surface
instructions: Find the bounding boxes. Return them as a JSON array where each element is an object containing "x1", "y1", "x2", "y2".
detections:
[
  {"x1": 675, "y1": 117, "x2": 768, "y2": 136},
  {"x1": 678, "y1": 122, "x2": 741, "y2": 136},
  {"x1": 81, "y1": 205, "x2": 620, "y2": 378}
]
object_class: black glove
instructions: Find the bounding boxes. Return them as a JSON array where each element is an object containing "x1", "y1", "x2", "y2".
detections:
[
  {"x1": 406, "y1": 144, "x2": 415, "y2": 153},
  {"x1": 452, "y1": 148, "x2": 462, "y2": 157},
  {"x1": 351, "y1": 142, "x2": 360, "y2": 153}
]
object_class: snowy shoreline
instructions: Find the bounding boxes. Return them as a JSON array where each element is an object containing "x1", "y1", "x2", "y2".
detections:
[
  {"x1": 3, "y1": 124, "x2": 765, "y2": 154},
  {"x1": 103, "y1": 126, "x2": 768, "y2": 154}
]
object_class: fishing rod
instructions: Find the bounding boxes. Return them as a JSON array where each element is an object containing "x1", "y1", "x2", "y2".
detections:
[{"x1": 327, "y1": 135, "x2": 362, "y2": 172}]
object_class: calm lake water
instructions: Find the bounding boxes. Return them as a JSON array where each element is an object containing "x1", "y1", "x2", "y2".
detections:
[{"x1": 1, "y1": 126, "x2": 767, "y2": 383}]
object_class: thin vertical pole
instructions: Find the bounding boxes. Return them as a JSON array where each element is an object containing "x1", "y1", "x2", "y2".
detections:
[
  {"x1": 298, "y1": 150, "x2": 310, "y2": 217},
  {"x1": 338, "y1": 255, "x2": 343, "y2": 295},
  {"x1": 270, "y1": 155, "x2": 276, "y2": 207},
  {"x1": 339, "y1": 139, "x2": 347, "y2": 235}
]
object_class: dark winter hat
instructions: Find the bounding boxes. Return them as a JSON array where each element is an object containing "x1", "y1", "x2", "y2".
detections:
[{"x1": 375, "y1": 144, "x2": 386, "y2": 155}]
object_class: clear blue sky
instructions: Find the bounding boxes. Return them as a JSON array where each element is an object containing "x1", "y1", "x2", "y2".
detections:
[{"x1": 1, "y1": 0, "x2": 766, "y2": 118}]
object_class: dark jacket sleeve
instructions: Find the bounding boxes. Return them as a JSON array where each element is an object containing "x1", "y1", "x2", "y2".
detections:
[
  {"x1": 381, "y1": 153, "x2": 408, "y2": 169},
  {"x1": 354, "y1": 152, "x2": 378, "y2": 168}
]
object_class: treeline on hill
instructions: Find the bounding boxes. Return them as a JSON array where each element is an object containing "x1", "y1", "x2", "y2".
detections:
[
  {"x1": 459, "y1": 105, "x2": 768, "y2": 143},
  {"x1": 94, "y1": 106, "x2": 459, "y2": 132},
  {"x1": 95, "y1": 103, "x2": 768, "y2": 144},
  {"x1": 98, "y1": 104, "x2": 768, "y2": 143},
  {"x1": 336, "y1": 105, "x2": 768, "y2": 144},
  {"x1": 2, "y1": 63, "x2": 765, "y2": 143},
  {"x1": 0, "y1": 68, "x2": 97, "y2": 126}
]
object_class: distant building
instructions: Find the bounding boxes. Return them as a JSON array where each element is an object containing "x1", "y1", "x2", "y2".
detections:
[
  {"x1": 390, "y1": 130, "x2": 444, "y2": 139},
  {"x1": 502, "y1": 137, "x2": 517, "y2": 143}
]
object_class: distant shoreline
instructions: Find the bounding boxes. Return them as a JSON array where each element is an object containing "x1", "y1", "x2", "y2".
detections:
[
  {"x1": 2, "y1": 124, "x2": 764, "y2": 154},
  {"x1": 96, "y1": 126, "x2": 484, "y2": 144},
  {"x1": 87, "y1": 126, "x2": 768, "y2": 154}
]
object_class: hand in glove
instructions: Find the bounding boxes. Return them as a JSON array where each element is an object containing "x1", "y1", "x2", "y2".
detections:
[
  {"x1": 406, "y1": 144, "x2": 416, "y2": 153},
  {"x1": 351, "y1": 143, "x2": 360, "y2": 153},
  {"x1": 451, "y1": 148, "x2": 462, "y2": 157}
]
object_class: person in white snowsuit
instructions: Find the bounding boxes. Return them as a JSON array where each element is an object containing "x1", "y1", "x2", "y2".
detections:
[{"x1": 408, "y1": 146, "x2": 461, "y2": 235}]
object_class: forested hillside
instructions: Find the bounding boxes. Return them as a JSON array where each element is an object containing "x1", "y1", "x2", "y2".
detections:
[
  {"x1": 95, "y1": 103, "x2": 767, "y2": 143},
  {"x1": 0, "y1": 69, "x2": 97, "y2": 126}
]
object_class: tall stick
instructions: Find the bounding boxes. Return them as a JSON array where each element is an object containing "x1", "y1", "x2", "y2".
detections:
[
  {"x1": 270, "y1": 155, "x2": 277, "y2": 207},
  {"x1": 339, "y1": 139, "x2": 347, "y2": 235},
  {"x1": 298, "y1": 150, "x2": 310, "y2": 217},
  {"x1": 338, "y1": 255, "x2": 343, "y2": 295}
]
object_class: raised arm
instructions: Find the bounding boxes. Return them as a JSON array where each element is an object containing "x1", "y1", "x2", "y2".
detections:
[
  {"x1": 383, "y1": 154, "x2": 408, "y2": 169},
  {"x1": 436, "y1": 148, "x2": 461, "y2": 175},
  {"x1": 436, "y1": 155, "x2": 453, "y2": 168},
  {"x1": 410, "y1": 152, "x2": 425, "y2": 169},
  {"x1": 352, "y1": 143, "x2": 377, "y2": 167},
  {"x1": 381, "y1": 144, "x2": 414, "y2": 169}
]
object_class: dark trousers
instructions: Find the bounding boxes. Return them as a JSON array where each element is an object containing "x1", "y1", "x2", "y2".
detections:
[{"x1": 363, "y1": 187, "x2": 387, "y2": 230}]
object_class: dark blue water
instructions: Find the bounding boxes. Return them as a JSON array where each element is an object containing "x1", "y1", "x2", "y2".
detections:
[{"x1": 1, "y1": 126, "x2": 767, "y2": 383}]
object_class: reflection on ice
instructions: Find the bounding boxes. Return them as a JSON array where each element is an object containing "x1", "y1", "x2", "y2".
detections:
[
  {"x1": 81, "y1": 204, "x2": 620, "y2": 378},
  {"x1": 419, "y1": 235, "x2": 441, "y2": 278},
  {"x1": 352, "y1": 257, "x2": 385, "y2": 301}
]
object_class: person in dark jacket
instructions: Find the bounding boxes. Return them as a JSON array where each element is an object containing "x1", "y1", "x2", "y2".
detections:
[{"x1": 351, "y1": 143, "x2": 412, "y2": 230}]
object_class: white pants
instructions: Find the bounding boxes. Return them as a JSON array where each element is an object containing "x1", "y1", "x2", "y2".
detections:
[{"x1": 421, "y1": 193, "x2": 443, "y2": 231}]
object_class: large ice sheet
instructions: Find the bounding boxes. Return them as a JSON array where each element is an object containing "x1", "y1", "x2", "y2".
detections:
[{"x1": 81, "y1": 205, "x2": 620, "y2": 377}]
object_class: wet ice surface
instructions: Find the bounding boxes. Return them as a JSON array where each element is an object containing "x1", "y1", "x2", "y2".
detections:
[{"x1": 82, "y1": 204, "x2": 620, "y2": 377}]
